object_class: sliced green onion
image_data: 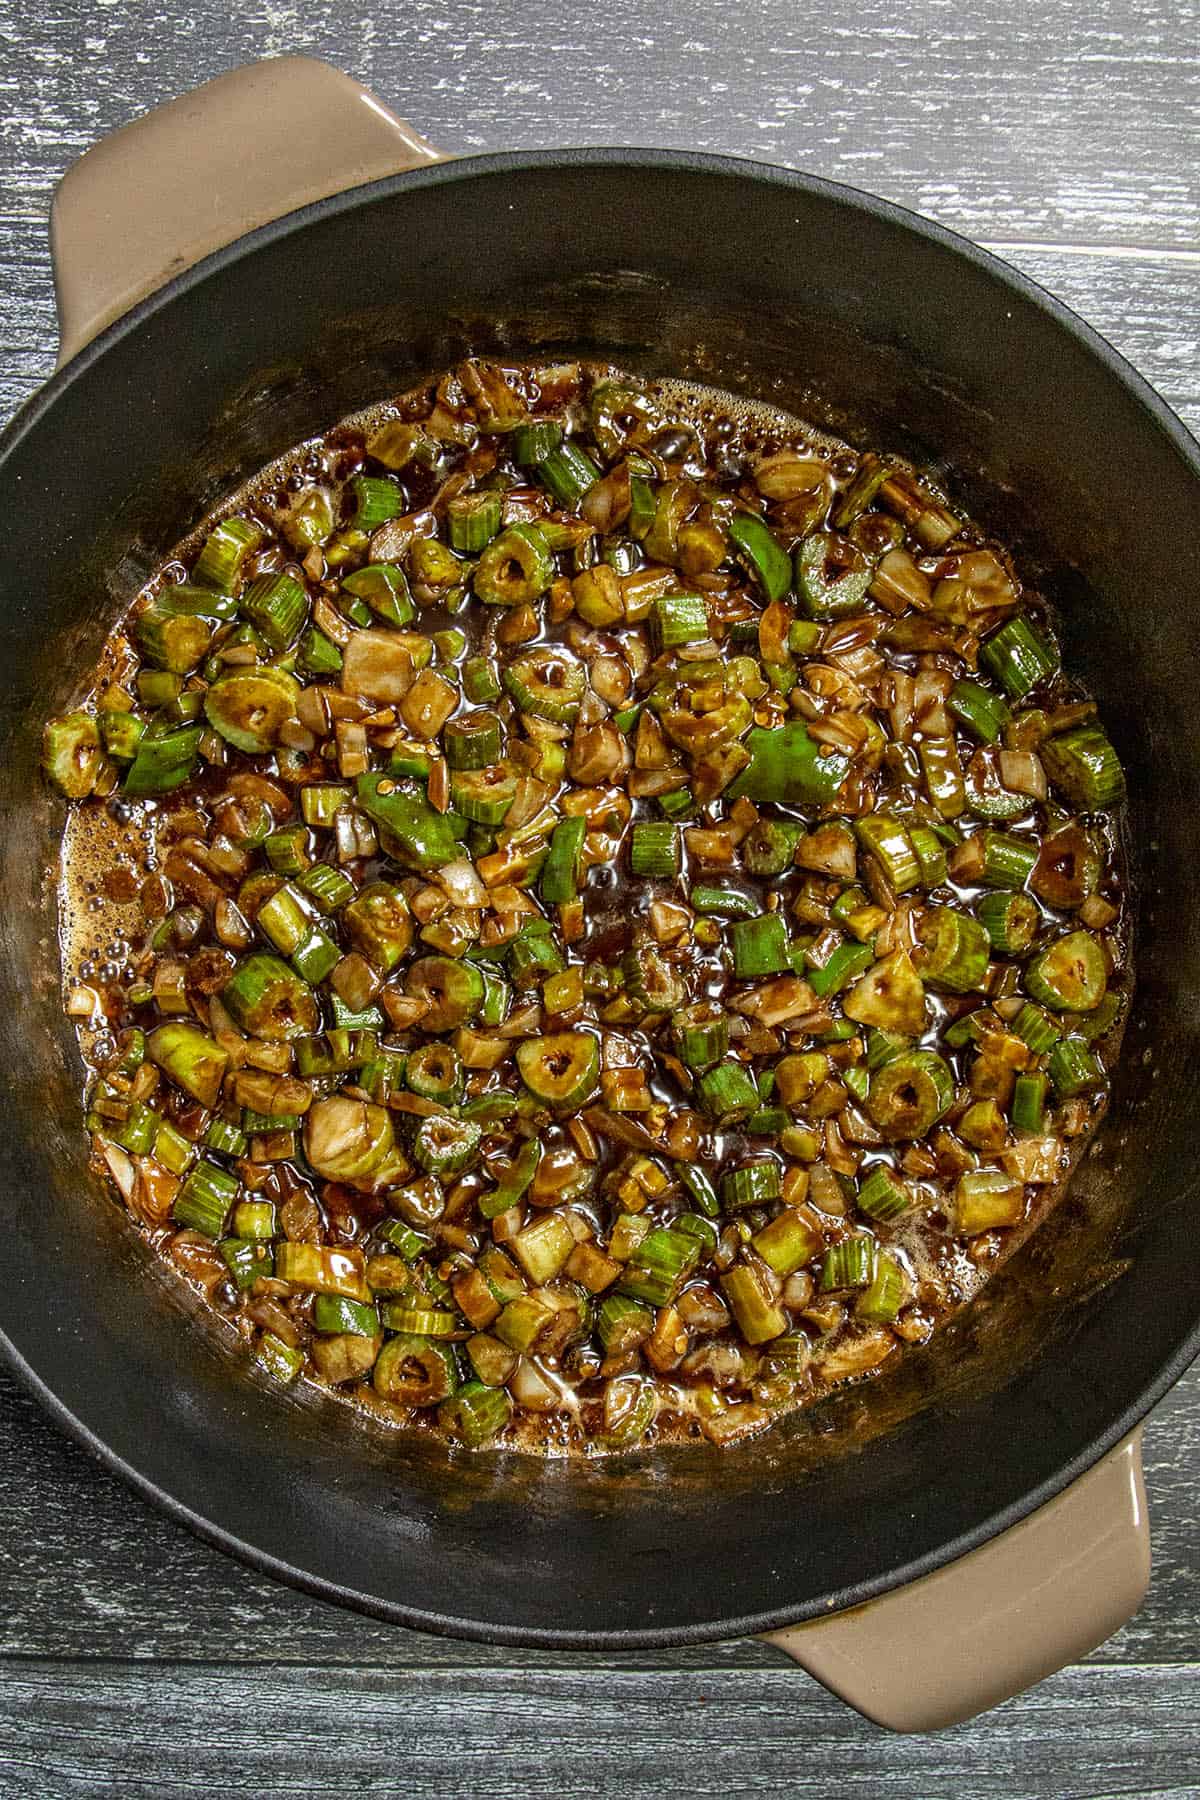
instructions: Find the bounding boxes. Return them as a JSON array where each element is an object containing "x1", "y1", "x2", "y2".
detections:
[
  {"x1": 540, "y1": 815, "x2": 588, "y2": 903},
  {"x1": 537, "y1": 439, "x2": 601, "y2": 508},
  {"x1": 857, "y1": 1163, "x2": 913, "y2": 1222},
  {"x1": 696, "y1": 1060, "x2": 760, "y2": 1126},
  {"x1": 1048, "y1": 1036, "x2": 1103, "y2": 1097},
  {"x1": 976, "y1": 890, "x2": 1039, "y2": 954},
  {"x1": 722, "y1": 1161, "x2": 782, "y2": 1211},
  {"x1": 173, "y1": 1158, "x2": 238, "y2": 1237},
  {"x1": 820, "y1": 1236, "x2": 874, "y2": 1290},
  {"x1": 444, "y1": 712, "x2": 502, "y2": 770},
  {"x1": 1040, "y1": 724, "x2": 1125, "y2": 811},
  {"x1": 1025, "y1": 930, "x2": 1107, "y2": 1012},
  {"x1": 855, "y1": 814, "x2": 920, "y2": 893},
  {"x1": 730, "y1": 912, "x2": 791, "y2": 978},
  {"x1": 947, "y1": 678, "x2": 1010, "y2": 743},
  {"x1": 241, "y1": 572, "x2": 308, "y2": 651},
  {"x1": 629, "y1": 821, "x2": 680, "y2": 879},
  {"x1": 867, "y1": 1049, "x2": 955, "y2": 1140},
  {"x1": 980, "y1": 614, "x2": 1059, "y2": 700},
  {"x1": 348, "y1": 475, "x2": 404, "y2": 529}
]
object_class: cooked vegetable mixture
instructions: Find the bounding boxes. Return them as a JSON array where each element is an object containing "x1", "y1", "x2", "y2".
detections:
[{"x1": 46, "y1": 361, "x2": 1129, "y2": 1452}]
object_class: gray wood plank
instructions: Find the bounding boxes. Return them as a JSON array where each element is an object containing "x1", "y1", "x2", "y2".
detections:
[
  {"x1": 0, "y1": 0, "x2": 1196, "y2": 250},
  {"x1": 0, "y1": 1356, "x2": 1195, "y2": 1669},
  {"x1": 0, "y1": 1659, "x2": 1198, "y2": 1800}
]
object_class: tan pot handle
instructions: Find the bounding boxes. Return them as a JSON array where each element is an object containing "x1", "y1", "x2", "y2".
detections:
[
  {"x1": 762, "y1": 1430, "x2": 1148, "y2": 1731},
  {"x1": 50, "y1": 56, "x2": 442, "y2": 366}
]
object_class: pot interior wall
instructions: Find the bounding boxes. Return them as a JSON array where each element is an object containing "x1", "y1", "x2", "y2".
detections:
[{"x1": 0, "y1": 156, "x2": 1196, "y2": 1641}]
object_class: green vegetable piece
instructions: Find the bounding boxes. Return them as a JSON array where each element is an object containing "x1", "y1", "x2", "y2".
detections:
[
  {"x1": 536, "y1": 439, "x2": 601, "y2": 509},
  {"x1": 729, "y1": 511, "x2": 792, "y2": 601},
  {"x1": 540, "y1": 815, "x2": 588, "y2": 903},
  {"x1": 727, "y1": 723, "x2": 848, "y2": 806},
  {"x1": 173, "y1": 1158, "x2": 238, "y2": 1237},
  {"x1": 980, "y1": 614, "x2": 1059, "y2": 700},
  {"x1": 241, "y1": 572, "x2": 308, "y2": 650},
  {"x1": 652, "y1": 591, "x2": 710, "y2": 650},
  {"x1": 443, "y1": 711, "x2": 502, "y2": 771},
  {"x1": 405, "y1": 954, "x2": 485, "y2": 1030},
  {"x1": 696, "y1": 1059, "x2": 760, "y2": 1126},
  {"x1": 947, "y1": 678, "x2": 1010, "y2": 744},
  {"x1": 356, "y1": 773, "x2": 463, "y2": 870},
  {"x1": 411, "y1": 1114, "x2": 483, "y2": 1178},
  {"x1": 1040, "y1": 724, "x2": 1125, "y2": 811},
  {"x1": 629, "y1": 821, "x2": 680, "y2": 879},
  {"x1": 348, "y1": 475, "x2": 404, "y2": 530},
  {"x1": 721, "y1": 1161, "x2": 781, "y2": 1210},
  {"x1": 204, "y1": 666, "x2": 300, "y2": 753},
  {"x1": 731, "y1": 912, "x2": 791, "y2": 978},
  {"x1": 341, "y1": 880, "x2": 412, "y2": 971},
  {"x1": 503, "y1": 646, "x2": 585, "y2": 722},
  {"x1": 794, "y1": 531, "x2": 874, "y2": 619},
  {"x1": 857, "y1": 1164, "x2": 913, "y2": 1222},
  {"x1": 917, "y1": 907, "x2": 991, "y2": 994},
  {"x1": 1025, "y1": 930, "x2": 1107, "y2": 1012},
  {"x1": 671, "y1": 1002, "x2": 729, "y2": 1072},
  {"x1": 515, "y1": 1032, "x2": 600, "y2": 1111},
  {"x1": 617, "y1": 1227, "x2": 700, "y2": 1306},
  {"x1": 193, "y1": 516, "x2": 264, "y2": 593},
  {"x1": 147, "y1": 1022, "x2": 229, "y2": 1109},
  {"x1": 439, "y1": 1381, "x2": 511, "y2": 1446},
  {"x1": 342, "y1": 563, "x2": 415, "y2": 628},
  {"x1": 220, "y1": 953, "x2": 318, "y2": 1039},
  {"x1": 867, "y1": 1050, "x2": 955, "y2": 1140},
  {"x1": 43, "y1": 712, "x2": 103, "y2": 798},
  {"x1": 474, "y1": 524, "x2": 555, "y2": 606}
]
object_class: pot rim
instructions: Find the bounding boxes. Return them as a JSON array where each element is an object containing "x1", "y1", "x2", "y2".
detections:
[{"x1": 3, "y1": 144, "x2": 1198, "y2": 1648}]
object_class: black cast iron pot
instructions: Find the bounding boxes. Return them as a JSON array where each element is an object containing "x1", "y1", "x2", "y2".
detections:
[{"x1": 1, "y1": 57, "x2": 1196, "y2": 1731}]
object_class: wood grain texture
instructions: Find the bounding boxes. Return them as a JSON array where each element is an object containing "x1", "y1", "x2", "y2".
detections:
[
  {"x1": 0, "y1": 2, "x2": 1197, "y2": 1793},
  {"x1": 1, "y1": 1660, "x2": 1199, "y2": 1800}
]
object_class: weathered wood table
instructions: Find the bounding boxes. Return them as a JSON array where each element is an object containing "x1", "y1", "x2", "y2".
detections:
[{"x1": 1, "y1": 3, "x2": 1197, "y2": 1792}]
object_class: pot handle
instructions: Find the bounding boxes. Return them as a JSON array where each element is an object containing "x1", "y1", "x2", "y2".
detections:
[
  {"x1": 50, "y1": 56, "x2": 442, "y2": 366},
  {"x1": 761, "y1": 1429, "x2": 1148, "y2": 1732}
]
